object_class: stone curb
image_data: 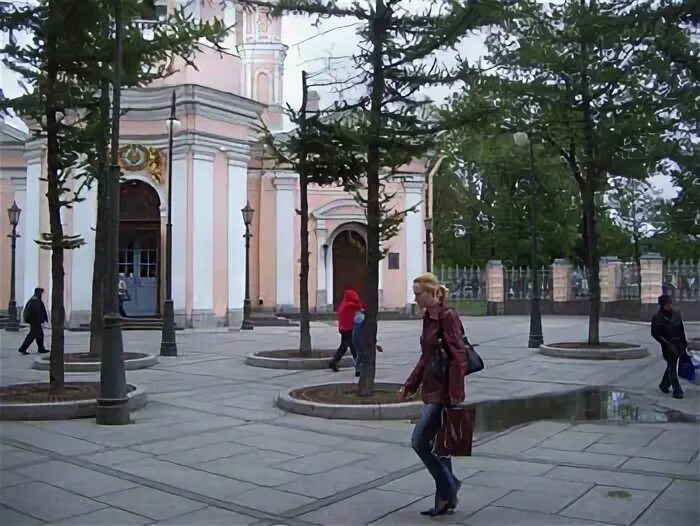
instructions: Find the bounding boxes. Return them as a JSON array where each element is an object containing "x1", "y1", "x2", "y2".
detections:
[
  {"x1": 0, "y1": 384, "x2": 147, "y2": 421},
  {"x1": 539, "y1": 343, "x2": 649, "y2": 360},
  {"x1": 245, "y1": 350, "x2": 355, "y2": 370},
  {"x1": 275, "y1": 381, "x2": 422, "y2": 419},
  {"x1": 31, "y1": 353, "x2": 158, "y2": 372}
]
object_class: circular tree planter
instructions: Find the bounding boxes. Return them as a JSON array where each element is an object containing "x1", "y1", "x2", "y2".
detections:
[
  {"x1": 276, "y1": 381, "x2": 422, "y2": 419},
  {"x1": 0, "y1": 382, "x2": 147, "y2": 420},
  {"x1": 539, "y1": 342, "x2": 648, "y2": 360},
  {"x1": 245, "y1": 349, "x2": 354, "y2": 370},
  {"x1": 32, "y1": 352, "x2": 158, "y2": 372}
]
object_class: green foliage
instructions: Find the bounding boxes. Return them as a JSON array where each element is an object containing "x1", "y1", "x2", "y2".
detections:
[
  {"x1": 444, "y1": 0, "x2": 699, "y2": 342},
  {"x1": 0, "y1": 0, "x2": 227, "y2": 250},
  {"x1": 240, "y1": 0, "x2": 505, "y2": 394}
]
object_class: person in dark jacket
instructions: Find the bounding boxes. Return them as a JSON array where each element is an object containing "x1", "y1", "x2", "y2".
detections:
[
  {"x1": 399, "y1": 272, "x2": 466, "y2": 517},
  {"x1": 651, "y1": 294, "x2": 688, "y2": 399},
  {"x1": 329, "y1": 289, "x2": 364, "y2": 372},
  {"x1": 18, "y1": 288, "x2": 49, "y2": 355}
]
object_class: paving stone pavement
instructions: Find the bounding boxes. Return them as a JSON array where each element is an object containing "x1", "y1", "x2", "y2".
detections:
[{"x1": 1, "y1": 316, "x2": 699, "y2": 525}]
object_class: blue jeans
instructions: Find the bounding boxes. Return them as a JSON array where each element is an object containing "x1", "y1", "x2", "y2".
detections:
[{"x1": 411, "y1": 403, "x2": 458, "y2": 505}]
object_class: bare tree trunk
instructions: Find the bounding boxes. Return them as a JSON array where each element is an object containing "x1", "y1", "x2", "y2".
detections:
[
  {"x1": 581, "y1": 183, "x2": 600, "y2": 344},
  {"x1": 46, "y1": 0, "x2": 64, "y2": 396},
  {"x1": 579, "y1": 4, "x2": 601, "y2": 345},
  {"x1": 298, "y1": 72, "x2": 312, "y2": 357},
  {"x1": 358, "y1": 0, "x2": 388, "y2": 397},
  {"x1": 88, "y1": 77, "x2": 110, "y2": 357}
]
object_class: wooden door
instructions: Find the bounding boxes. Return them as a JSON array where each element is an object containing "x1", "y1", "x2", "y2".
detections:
[{"x1": 332, "y1": 229, "x2": 367, "y2": 310}]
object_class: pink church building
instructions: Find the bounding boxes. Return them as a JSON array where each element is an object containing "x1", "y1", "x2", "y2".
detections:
[{"x1": 0, "y1": 0, "x2": 428, "y2": 329}]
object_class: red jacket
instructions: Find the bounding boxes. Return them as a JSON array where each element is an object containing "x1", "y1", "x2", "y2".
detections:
[
  {"x1": 337, "y1": 289, "x2": 364, "y2": 332},
  {"x1": 404, "y1": 306, "x2": 466, "y2": 404}
]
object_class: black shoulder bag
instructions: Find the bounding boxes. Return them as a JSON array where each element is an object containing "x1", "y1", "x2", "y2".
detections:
[{"x1": 431, "y1": 311, "x2": 484, "y2": 379}]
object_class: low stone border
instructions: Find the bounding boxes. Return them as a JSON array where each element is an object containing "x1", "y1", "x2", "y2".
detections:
[
  {"x1": 245, "y1": 349, "x2": 355, "y2": 370},
  {"x1": 31, "y1": 352, "x2": 158, "y2": 372},
  {"x1": 276, "y1": 381, "x2": 423, "y2": 419},
  {"x1": 0, "y1": 384, "x2": 147, "y2": 421},
  {"x1": 539, "y1": 342, "x2": 648, "y2": 360}
]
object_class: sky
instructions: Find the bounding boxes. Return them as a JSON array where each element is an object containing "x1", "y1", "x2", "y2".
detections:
[{"x1": 0, "y1": 2, "x2": 677, "y2": 199}]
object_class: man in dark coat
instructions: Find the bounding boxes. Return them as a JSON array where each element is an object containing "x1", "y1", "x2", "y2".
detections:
[
  {"x1": 18, "y1": 288, "x2": 49, "y2": 355},
  {"x1": 651, "y1": 294, "x2": 688, "y2": 399}
]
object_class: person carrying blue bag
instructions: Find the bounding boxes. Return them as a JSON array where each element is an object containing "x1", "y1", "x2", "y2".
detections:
[
  {"x1": 351, "y1": 309, "x2": 383, "y2": 377},
  {"x1": 651, "y1": 294, "x2": 689, "y2": 399}
]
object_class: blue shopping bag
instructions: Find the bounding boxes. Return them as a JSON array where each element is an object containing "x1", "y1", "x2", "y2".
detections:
[{"x1": 679, "y1": 354, "x2": 696, "y2": 384}]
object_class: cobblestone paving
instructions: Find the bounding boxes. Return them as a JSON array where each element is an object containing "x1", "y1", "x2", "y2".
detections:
[{"x1": 1, "y1": 317, "x2": 698, "y2": 525}]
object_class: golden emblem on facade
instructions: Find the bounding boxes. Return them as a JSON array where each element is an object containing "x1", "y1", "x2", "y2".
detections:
[{"x1": 118, "y1": 144, "x2": 164, "y2": 185}]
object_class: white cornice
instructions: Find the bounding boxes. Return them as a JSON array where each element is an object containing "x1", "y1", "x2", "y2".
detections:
[
  {"x1": 121, "y1": 84, "x2": 266, "y2": 127},
  {"x1": 120, "y1": 130, "x2": 253, "y2": 158},
  {"x1": 271, "y1": 170, "x2": 297, "y2": 189}
]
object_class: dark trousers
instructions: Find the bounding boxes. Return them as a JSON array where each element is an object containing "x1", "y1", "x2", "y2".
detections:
[
  {"x1": 119, "y1": 299, "x2": 127, "y2": 318},
  {"x1": 411, "y1": 403, "x2": 458, "y2": 505},
  {"x1": 332, "y1": 330, "x2": 354, "y2": 363},
  {"x1": 18, "y1": 323, "x2": 47, "y2": 353},
  {"x1": 661, "y1": 347, "x2": 682, "y2": 393}
]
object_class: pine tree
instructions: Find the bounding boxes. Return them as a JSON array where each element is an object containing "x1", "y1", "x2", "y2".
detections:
[
  {"x1": 0, "y1": 0, "x2": 226, "y2": 394},
  {"x1": 239, "y1": 0, "x2": 505, "y2": 395},
  {"x1": 261, "y1": 71, "x2": 365, "y2": 356},
  {"x1": 451, "y1": 0, "x2": 699, "y2": 344}
]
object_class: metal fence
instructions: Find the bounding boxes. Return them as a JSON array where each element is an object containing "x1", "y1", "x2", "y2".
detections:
[
  {"x1": 569, "y1": 266, "x2": 590, "y2": 300},
  {"x1": 504, "y1": 267, "x2": 552, "y2": 300},
  {"x1": 664, "y1": 261, "x2": 700, "y2": 301},
  {"x1": 619, "y1": 262, "x2": 641, "y2": 300},
  {"x1": 437, "y1": 266, "x2": 486, "y2": 301}
]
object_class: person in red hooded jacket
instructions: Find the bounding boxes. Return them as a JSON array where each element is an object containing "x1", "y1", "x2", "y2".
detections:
[{"x1": 329, "y1": 289, "x2": 365, "y2": 371}]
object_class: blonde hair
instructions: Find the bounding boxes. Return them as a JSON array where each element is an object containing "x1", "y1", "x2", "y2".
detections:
[{"x1": 413, "y1": 272, "x2": 448, "y2": 301}]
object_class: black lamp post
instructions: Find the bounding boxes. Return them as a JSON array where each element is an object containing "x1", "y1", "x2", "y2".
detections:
[
  {"x1": 241, "y1": 201, "x2": 254, "y2": 331},
  {"x1": 514, "y1": 131, "x2": 544, "y2": 348},
  {"x1": 5, "y1": 201, "x2": 21, "y2": 332},
  {"x1": 97, "y1": 0, "x2": 129, "y2": 425},
  {"x1": 424, "y1": 216, "x2": 433, "y2": 273},
  {"x1": 160, "y1": 90, "x2": 180, "y2": 356}
]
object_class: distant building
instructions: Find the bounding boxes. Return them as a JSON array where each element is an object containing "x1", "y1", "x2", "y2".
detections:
[{"x1": 0, "y1": 0, "x2": 427, "y2": 329}]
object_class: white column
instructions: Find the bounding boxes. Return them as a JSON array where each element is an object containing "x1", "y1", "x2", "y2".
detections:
[
  {"x1": 378, "y1": 255, "x2": 383, "y2": 310},
  {"x1": 69, "y1": 180, "x2": 97, "y2": 325},
  {"x1": 23, "y1": 152, "x2": 42, "y2": 304},
  {"x1": 13, "y1": 181, "x2": 26, "y2": 307},
  {"x1": 273, "y1": 172, "x2": 296, "y2": 310},
  {"x1": 171, "y1": 150, "x2": 188, "y2": 316},
  {"x1": 191, "y1": 150, "x2": 215, "y2": 327},
  {"x1": 404, "y1": 175, "x2": 424, "y2": 306},
  {"x1": 223, "y1": 0, "x2": 236, "y2": 51},
  {"x1": 315, "y1": 220, "x2": 328, "y2": 310},
  {"x1": 227, "y1": 152, "x2": 249, "y2": 328}
]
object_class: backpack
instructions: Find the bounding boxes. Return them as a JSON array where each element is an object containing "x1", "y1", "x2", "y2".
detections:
[{"x1": 22, "y1": 299, "x2": 33, "y2": 323}]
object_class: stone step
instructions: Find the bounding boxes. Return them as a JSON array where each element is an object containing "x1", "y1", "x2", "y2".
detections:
[{"x1": 69, "y1": 317, "x2": 183, "y2": 332}]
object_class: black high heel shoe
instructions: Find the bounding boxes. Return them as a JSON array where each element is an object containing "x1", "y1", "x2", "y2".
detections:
[
  {"x1": 420, "y1": 501, "x2": 451, "y2": 518},
  {"x1": 448, "y1": 479, "x2": 462, "y2": 512}
]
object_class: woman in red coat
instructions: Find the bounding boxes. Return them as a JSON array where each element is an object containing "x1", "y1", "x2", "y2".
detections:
[
  {"x1": 329, "y1": 289, "x2": 364, "y2": 371},
  {"x1": 399, "y1": 272, "x2": 466, "y2": 517}
]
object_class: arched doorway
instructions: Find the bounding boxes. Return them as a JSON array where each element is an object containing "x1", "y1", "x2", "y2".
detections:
[
  {"x1": 332, "y1": 228, "x2": 367, "y2": 310},
  {"x1": 119, "y1": 180, "x2": 161, "y2": 316}
]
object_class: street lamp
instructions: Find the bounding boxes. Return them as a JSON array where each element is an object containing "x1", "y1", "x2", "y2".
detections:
[
  {"x1": 424, "y1": 216, "x2": 433, "y2": 273},
  {"x1": 241, "y1": 201, "x2": 254, "y2": 331},
  {"x1": 5, "y1": 201, "x2": 21, "y2": 332},
  {"x1": 160, "y1": 90, "x2": 181, "y2": 357},
  {"x1": 97, "y1": 0, "x2": 129, "y2": 425},
  {"x1": 514, "y1": 131, "x2": 544, "y2": 348}
]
